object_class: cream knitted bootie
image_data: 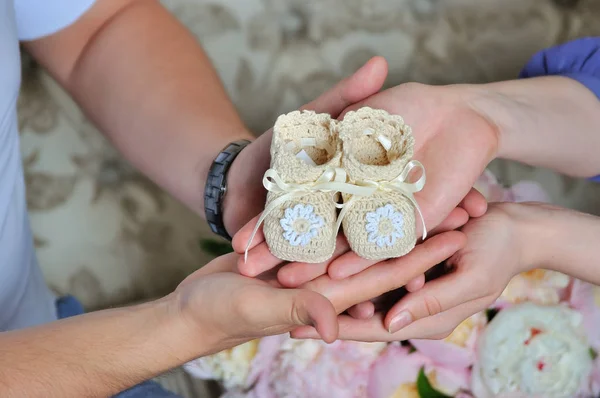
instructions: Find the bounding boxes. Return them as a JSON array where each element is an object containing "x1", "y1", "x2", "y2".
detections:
[
  {"x1": 338, "y1": 107, "x2": 426, "y2": 260},
  {"x1": 246, "y1": 110, "x2": 342, "y2": 263}
]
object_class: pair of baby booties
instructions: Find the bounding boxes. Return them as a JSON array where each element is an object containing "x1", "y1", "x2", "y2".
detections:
[{"x1": 247, "y1": 107, "x2": 426, "y2": 263}]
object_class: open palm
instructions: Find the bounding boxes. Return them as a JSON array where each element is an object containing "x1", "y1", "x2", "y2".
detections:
[
  {"x1": 347, "y1": 82, "x2": 497, "y2": 234},
  {"x1": 322, "y1": 83, "x2": 497, "y2": 279},
  {"x1": 235, "y1": 82, "x2": 492, "y2": 296}
]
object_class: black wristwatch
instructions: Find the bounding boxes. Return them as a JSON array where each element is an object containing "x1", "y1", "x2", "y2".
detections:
[{"x1": 204, "y1": 139, "x2": 251, "y2": 240}]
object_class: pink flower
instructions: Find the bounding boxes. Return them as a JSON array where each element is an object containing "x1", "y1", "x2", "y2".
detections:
[
  {"x1": 253, "y1": 337, "x2": 387, "y2": 398},
  {"x1": 507, "y1": 181, "x2": 551, "y2": 203},
  {"x1": 569, "y1": 279, "x2": 600, "y2": 350},
  {"x1": 409, "y1": 312, "x2": 487, "y2": 369},
  {"x1": 367, "y1": 344, "x2": 470, "y2": 398},
  {"x1": 474, "y1": 170, "x2": 506, "y2": 202},
  {"x1": 474, "y1": 170, "x2": 549, "y2": 203}
]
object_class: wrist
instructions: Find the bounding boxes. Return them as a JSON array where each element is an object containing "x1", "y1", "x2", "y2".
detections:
[
  {"x1": 464, "y1": 76, "x2": 600, "y2": 177},
  {"x1": 501, "y1": 202, "x2": 563, "y2": 272},
  {"x1": 222, "y1": 133, "x2": 271, "y2": 235},
  {"x1": 456, "y1": 83, "x2": 522, "y2": 161},
  {"x1": 155, "y1": 293, "x2": 212, "y2": 361}
]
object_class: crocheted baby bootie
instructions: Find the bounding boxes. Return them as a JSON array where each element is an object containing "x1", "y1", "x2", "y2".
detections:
[
  {"x1": 338, "y1": 107, "x2": 426, "y2": 260},
  {"x1": 246, "y1": 110, "x2": 342, "y2": 263}
]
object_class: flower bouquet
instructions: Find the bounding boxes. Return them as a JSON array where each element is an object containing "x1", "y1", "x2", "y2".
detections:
[{"x1": 185, "y1": 170, "x2": 600, "y2": 398}]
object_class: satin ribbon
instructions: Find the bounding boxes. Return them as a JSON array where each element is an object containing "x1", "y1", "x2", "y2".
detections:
[
  {"x1": 244, "y1": 167, "x2": 372, "y2": 261},
  {"x1": 335, "y1": 160, "x2": 427, "y2": 241},
  {"x1": 244, "y1": 160, "x2": 427, "y2": 262}
]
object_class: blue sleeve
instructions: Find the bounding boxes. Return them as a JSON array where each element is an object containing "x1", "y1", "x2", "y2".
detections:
[{"x1": 520, "y1": 37, "x2": 600, "y2": 182}]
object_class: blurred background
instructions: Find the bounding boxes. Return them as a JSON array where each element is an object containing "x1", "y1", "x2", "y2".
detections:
[{"x1": 17, "y1": 0, "x2": 600, "y2": 395}]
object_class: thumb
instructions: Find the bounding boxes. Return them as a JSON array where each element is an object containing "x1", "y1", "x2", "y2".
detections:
[
  {"x1": 272, "y1": 288, "x2": 338, "y2": 343},
  {"x1": 301, "y1": 56, "x2": 388, "y2": 118}
]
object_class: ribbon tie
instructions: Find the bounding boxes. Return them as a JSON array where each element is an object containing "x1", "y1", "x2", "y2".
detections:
[
  {"x1": 244, "y1": 167, "x2": 363, "y2": 261},
  {"x1": 244, "y1": 161, "x2": 427, "y2": 262},
  {"x1": 335, "y1": 160, "x2": 427, "y2": 241}
]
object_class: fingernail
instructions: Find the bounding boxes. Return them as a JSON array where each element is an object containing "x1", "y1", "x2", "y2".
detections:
[{"x1": 388, "y1": 311, "x2": 413, "y2": 334}]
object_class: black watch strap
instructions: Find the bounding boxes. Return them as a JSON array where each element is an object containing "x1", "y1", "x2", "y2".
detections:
[{"x1": 204, "y1": 139, "x2": 251, "y2": 240}]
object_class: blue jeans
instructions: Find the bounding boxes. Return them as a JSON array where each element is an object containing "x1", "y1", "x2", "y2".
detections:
[{"x1": 56, "y1": 296, "x2": 182, "y2": 398}]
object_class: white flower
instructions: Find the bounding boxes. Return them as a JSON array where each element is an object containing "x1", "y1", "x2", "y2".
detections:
[
  {"x1": 365, "y1": 204, "x2": 404, "y2": 247},
  {"x1": 280, "y1": 204, "x2": 324, "y2": 246},
  {"x1": 184, "y1": 340, "x2": 259, "y2": 390},
  {"x1": 472, "y1": 303, "x2": 593, "y2": 398}
]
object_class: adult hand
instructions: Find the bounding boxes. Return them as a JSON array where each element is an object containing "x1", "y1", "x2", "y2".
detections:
[
  {"x1": 222, "y1": 56, "x2": 390, "y2": 235},
  {"x1": 174, "y1": 253, "x2": 338, "y2": 354},
  {"x1": 233, "y1": 82, "x2": 489, "y2": 290},
  {"x1": 324, "y1": 83, "x2": 495, "y2": 279},
  {"x1": 290, "y1": 202, "x2": 532, "y2": 342},
  {"x1": 177, "y1": 231, "x2": 464, "y2": 354}
]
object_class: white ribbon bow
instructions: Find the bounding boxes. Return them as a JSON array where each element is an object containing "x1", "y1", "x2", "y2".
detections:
[
  {"x1": 335, "y1": 160, "x2": 427, "y2": 241},
  {"x1": 244, "y1": 161, "x2": 427, "y2": 262},
  {"x1": 244, "y1": 167, "x2": 360, "y2": 261}
]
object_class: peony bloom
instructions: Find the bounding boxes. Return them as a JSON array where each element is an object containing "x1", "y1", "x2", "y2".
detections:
[
  {"x1": 497, "y1": 269, "x2": 571, "y2": 307},
  {"x1": 474, "y1": 169, "x2": 550, "y2": 204},
  {"x1": 184, "y1": 335, "x2": 284, "y2": 391},
  {"x1": 569, "y1": 279, "x2": 600, "y2": 350},
  {"x1": 368, "y1": 344, "x2": 470, "y2": 398},
  {"x1": 253, "y1": 337, "x2": 387, "y2": 398},
  {"x1": 472, "y1": 303, "x2": 593, "y2": 398},
  {"x1": 410, "y1": 312, "x2": 487, "y2": 368},
  {"x1": 473, "y1": 170, "x2": 508, "y2": 202}
]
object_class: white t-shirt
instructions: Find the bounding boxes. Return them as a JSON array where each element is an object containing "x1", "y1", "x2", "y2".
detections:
[{"x1": 0, "y1": 0, "x2": 94, "y2": 330}]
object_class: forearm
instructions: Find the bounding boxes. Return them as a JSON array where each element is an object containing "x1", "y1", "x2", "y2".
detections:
[
  {"x1": 514, "y1": 203, "x2": 600, "y2": 284},
  {"x1": 0, "y1": 296, "x2": 201, "y2": 397},
  {"x1": 469, "y1": 76, "x2": 600, "y2": 178},
  {"x1": 26, "y1": 0, "x2": 252, "y2": 218}
]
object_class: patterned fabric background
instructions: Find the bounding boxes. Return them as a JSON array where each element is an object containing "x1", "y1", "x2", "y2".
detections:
[
  {"x1": 16, "y1": 0, "x2": 600, "y2": 395},
  {"x1": 14, "y1": 0, "x2": 599, "y2": 343}
]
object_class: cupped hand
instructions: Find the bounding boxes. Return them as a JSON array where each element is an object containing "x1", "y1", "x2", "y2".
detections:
[
  {"x1": 291, "y1": 202, "x2": 530, "y2": 342},
  {"x1": 176, "y1": 230, "x2": 464, "y2": 353},
  {"x1": 233, "y1": 81, "x2": 490, "y2": 290},
  {"x1": 174, "y1": 253, "x2": 338, "y2": 354},
  {"x1": 222, "y1": 56, "x2": 390, "y2": 236}
]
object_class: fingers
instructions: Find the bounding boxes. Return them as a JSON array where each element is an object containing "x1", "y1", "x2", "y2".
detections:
[
  {"x1": 327, "y1": 250, "x2": 376, "y2": 280},
  {"x1": 327, "y1": 207, "x2": 468, "y2": 281},
  {"x1": 232, "y1": 214, "x2": 263, "y2": 255},
  {"x1": 460, "y1": 188, "x2": 488, "y2": 218},
  {"x1": 405, "y1": 274, "x2": 425, "y2": 292},
  {"x1": 278, "y1": 235, "x2": 350, "y2": 287},
  {"x1": 384, "y1": 268, "x2": 487, "y2": 334},
  {"x1": 238, "y1": 241, "x2": 280, "y2": 277},
  {"x1": 309, "y1": 231, "x2": 466, "y2": 314},
  {"x1": 427, "y1": 207, "x2": 469, "y2": 237},
  {"x1": 347, "y1": 301, "x2": 376, "y2": 320},
  {"x1": 277, "y1": 289, "x2": 339, "y2": 343},
  {"x1": 301, "y1": 57, "x2": 388, "y2": 118},
  {"x1": 291, "y1": 296, "x2": 488, "y2": 342}
]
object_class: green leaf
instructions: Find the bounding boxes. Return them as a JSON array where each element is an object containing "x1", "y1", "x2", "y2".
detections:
[
  {"x1": 416, "y1": 367, "x2": 452, "y2": 398},
  {"x1": 199, "y1": 239, "x2": 233, "y2": 257},
  {"x1": 590, "y1": 347, "x2": 598, "y2": 360},
  {"x1": 486, "y1": 308, "x2": 499, "y2": 322}
]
